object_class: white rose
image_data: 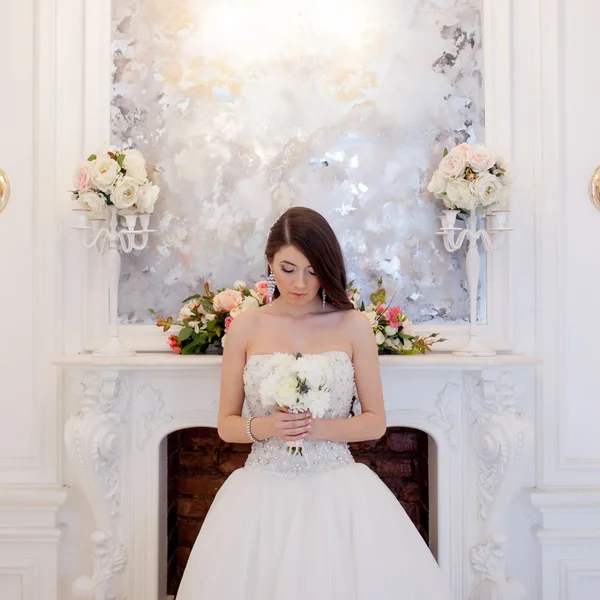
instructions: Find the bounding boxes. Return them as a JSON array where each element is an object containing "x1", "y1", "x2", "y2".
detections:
[
  {"x1": 230, "y1": 296, "x2": 260, "y2": 318},
  {"x1": 375, "y1": 331, "x2": 385, "y2": 345},
  {"x1": 469, "y1": 172, "x2": 504, "y2": 207},
  {"x1": 136, "y1": 184, "x2": 159, "y2": 214},
  {"x1": 363, "y1": 310, "x2": 379, "y2": 330},
  {"x1": 385, "y1": 325, "x2": 398, "y2": 336},
  {"x1": 438, "y1": 152, "x2": 466, "y2": 179},
  {"x1": 273, "y1": 377, "x2": 300, "y2": 408},
  {"x1": 90, "y1": 155, "x2": 120, "y2": 191},
  {"x1": 446, "y1": 179, "x2": 475, "y2": 211},
  {"x1": 221, "y1": 334, "x2": 227, "y2": 347},
  {"x1": 402, "y1": 319, "x2": 415, "y2": 336},
  {"x1": 450, "y1": 143, "x2": 469, "y2": 158},
  {"x1": 78, "y1": 190, "x2": 106, "y2": 216},
  {"x1": 122, "y1": 149, "x2": 148, "y2": 182},
  {"x1": 233, "y1": 280, "x2": 247, "y2": 290},
  {"x1": 111, "y1": 176, "x2": 140, "y2": 209},
  {"x1": 427, "y1": 169, "x2": 447, "y2": 198},
  {"x1": 466, "y1": 143, "x2": 496, "y2": 173}
]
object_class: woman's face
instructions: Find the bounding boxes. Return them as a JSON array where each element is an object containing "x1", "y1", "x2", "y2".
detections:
[{"x1": 270, "y1": 245, "x2": 321, "y2": 304}]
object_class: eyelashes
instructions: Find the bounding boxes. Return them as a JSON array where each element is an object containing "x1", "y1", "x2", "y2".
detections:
[{"x1": 281, "y1": 268, "x2": 316, "y2": 277}]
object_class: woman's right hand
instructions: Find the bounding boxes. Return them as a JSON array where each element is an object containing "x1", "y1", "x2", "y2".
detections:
[{"x1": 270, "y1": 407, "x2": 312, "y2": 441}]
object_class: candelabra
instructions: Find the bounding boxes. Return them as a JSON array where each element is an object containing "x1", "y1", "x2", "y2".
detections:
[
  {"x1": 437, "y1": 208, "x2": 511, "y2": 356},
  {"x1": 73, "y1": 205, "x2": 154, "y2": 357}
]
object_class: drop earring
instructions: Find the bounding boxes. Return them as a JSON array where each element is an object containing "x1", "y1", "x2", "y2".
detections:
[
  {"x1": 267, "y1": 271, "x2": 276, "y2": 304},
  {"x1": 322, "y1": 289, "x2": 327, "y2": 311}
]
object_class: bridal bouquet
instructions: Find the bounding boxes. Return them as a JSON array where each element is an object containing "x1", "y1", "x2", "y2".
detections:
[
  {"x1": 71, "y1": 146, "x2": 159, "y2": 216},
  {"x1": 259, "y1": 353, "x2": 333, "y2": 456},
  {"x1": 427, "y1": 143, "x2": 510, "y2": 212},
  {"x1": 349, "y1": 279, "x2": 446, "y2": 355},
  {"x1": 149, "y1": 280, "x2": 269, "y2": 355}
]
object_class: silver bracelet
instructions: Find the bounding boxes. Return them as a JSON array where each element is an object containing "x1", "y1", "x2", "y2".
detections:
[{"x1": 246, "y1": 417, "x2": 258, "y2": 443}]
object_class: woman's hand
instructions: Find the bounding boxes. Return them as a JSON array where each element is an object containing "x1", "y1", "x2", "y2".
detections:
[{"x1": 271, "y1": 407, "x2": 312, "y2": 441}]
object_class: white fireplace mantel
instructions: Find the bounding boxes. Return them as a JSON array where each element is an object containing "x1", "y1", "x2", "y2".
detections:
[{"x1": 58, "y1": 352, "x2": 540, "y2": 600}]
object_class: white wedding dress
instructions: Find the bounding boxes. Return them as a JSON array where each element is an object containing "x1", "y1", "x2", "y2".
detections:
[{"x1": 175, "y1": 351, "x2": 453, "y2": 600}]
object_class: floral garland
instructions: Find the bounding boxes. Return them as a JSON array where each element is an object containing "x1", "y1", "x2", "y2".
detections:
[{"x1": 150, "y1": 279, "x2": 445, "y2": 355}]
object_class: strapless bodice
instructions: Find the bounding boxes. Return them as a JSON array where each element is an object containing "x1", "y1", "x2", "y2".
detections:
[{"x1": 242, "y1": 351, "x2": 357, "y2": 476}]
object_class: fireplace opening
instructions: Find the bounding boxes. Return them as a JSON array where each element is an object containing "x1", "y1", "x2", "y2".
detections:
[{"x1": 165, "y1": 427, "x2": 431, "y2": 597}]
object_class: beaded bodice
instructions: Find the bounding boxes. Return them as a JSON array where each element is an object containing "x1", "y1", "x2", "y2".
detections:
[{"x1": 242, "y1": 350, "x2": 357, "y2": 476}]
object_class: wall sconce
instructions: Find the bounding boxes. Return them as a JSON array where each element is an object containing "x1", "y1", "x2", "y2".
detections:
[{"x1": 589, "y1": 165, "x2": 600, "y2": 211}]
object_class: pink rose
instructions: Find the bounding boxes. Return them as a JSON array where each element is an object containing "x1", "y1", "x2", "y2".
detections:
[
  {"x1": 385, "y1": 306, "x2": 402, "y2": 329},
  {"x1": 466, "y1": 143, "x2": 496, "y2": 173},
  {"x1": 376, "y1": 301, "x2": 386, "y2": 314},
  {"x1": 450, "y1": 143, "x2": 469, "y2": 158},
  {"x1": 73, "y1": 162, "x2": 92, "y2": 191},
  {"x1": 253, "y1": 280, "x2": 269, "y2": 300},
  {"x1": 213, "y1": 289, "x2": 243, "y2": 313},
  {"x1": 224, "y1": 316, "x2": 233, "y2": 330}
]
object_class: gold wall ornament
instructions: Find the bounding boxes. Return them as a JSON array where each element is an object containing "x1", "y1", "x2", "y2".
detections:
[
  {"x1": 589, "y1": 165, "x2": 600, "y2": 211},
  {"x1": 0, "y1": 168, "x2": 9, "y2": 214}
]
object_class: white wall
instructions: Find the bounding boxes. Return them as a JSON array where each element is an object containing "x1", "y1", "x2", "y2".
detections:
[
  {"x1": 0, "y1": 0, "x2": 66, "y2": 599},
  {"x1": 0, "y1": 0, "x2": 599, "y2": 598},
  {"x1": 531, "y1": 0, "x2": 600, "y2": 598}
]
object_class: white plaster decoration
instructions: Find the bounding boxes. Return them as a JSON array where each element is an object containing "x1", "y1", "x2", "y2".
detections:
[
  {"x1": 428, "y1": 383, "x2": 460, "y2": 451},
  {"x1": 466, "y1": 372, "x2": 532, "y2": 524},
  {"x1": 136, "y1": 384, "x2": 173, "y2": 450},
  {"x1": 465, "y1": 371, "x2": 534, "y2": 600},
  {"x1": 470, "y1": 533, "x2": 526, "y2": 600},
  {"x1": 64, "y1": 371, "x2": 130, "y2": 600},
  {"x1": 56, "y1": 355, "x2": 537, "y2": 600}
]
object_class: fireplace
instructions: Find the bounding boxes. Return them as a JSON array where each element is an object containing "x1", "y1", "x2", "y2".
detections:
[
  {"x1": 166, "y1": 426, "x2": 431, "y2": 597},
  {"x1": 59, "y1": 354, "x2": 537, "y2": 600}
]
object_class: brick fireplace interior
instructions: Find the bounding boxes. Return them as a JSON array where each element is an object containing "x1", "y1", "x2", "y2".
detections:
[{"x1": 166, "y1": 427, "x2": 430, "y2": 596}]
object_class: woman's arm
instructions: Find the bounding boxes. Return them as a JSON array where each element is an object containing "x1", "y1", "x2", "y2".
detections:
[
  {"x1": 306, "y1": 310, "x2": 387, "y2": 443},
  {"x1": 217, "y1": 312, "x2": 312, "y2": 444}
]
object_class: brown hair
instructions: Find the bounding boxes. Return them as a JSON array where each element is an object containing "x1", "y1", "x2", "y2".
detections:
[{"x1": 265, "y1": 207, "x2": 354, "y2": 310}]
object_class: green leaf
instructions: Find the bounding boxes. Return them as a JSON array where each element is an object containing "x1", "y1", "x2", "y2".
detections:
[
  {"x1": 87, "y1": 154, "x2": 97, "y2": 161},
  {"x1": 115, "y1": 153, "x2": 125, "y2": 167},
  {"x1": 178, "y1": 327, "x2": 193, "y2": 342},
  {"x1": 181, "y1": 293, "x2": 202, "y2": 304},
  {"x1": 443, "y1": 147, "x2": 449, "y2": 157}
]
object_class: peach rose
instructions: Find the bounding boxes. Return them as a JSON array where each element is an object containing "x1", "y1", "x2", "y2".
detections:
[
  {"x1": 253, "y1": 280, "x2": 269, "y2": 300},
  {"x1": 466, "y1": 143, "x2": 496, "y2": 173},
  {"x1": 213, "y1": 289, "x2": 243, "y2": 313}
]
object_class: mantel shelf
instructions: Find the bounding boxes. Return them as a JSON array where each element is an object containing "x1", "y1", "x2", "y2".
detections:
[{"x1": 55, "y1": 352, "x2": 541, "y2": 371}]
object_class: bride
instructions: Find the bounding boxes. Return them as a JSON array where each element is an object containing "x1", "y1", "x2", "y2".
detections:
[{"x1": 175, "y1": 207, "x2": 453, "y2": 599}]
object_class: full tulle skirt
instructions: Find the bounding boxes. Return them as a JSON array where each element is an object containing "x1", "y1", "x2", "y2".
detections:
[{"x1": 175, "y1": 463, "x2": 453, "y2": 600}]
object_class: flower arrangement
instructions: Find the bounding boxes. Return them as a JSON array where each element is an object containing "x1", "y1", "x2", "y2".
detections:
[
  {"x1": 259, "y1": 353, "x2": 333, "y2": 455},
  {"x1": 348, "y1": 279, "x2": 446, "y2": 355},
  {"x1": 150, "y1": 280, "x2": 269, "y2": 355},
  {"x1": 71, "y1": 146, "x2": 159, "y2": 216},
  {"x1": 427, "y1": 143, "x2": 510, "y2": 212},
  {"x1": 151, "y1": 278, "x2": 445, "y2": 356}
]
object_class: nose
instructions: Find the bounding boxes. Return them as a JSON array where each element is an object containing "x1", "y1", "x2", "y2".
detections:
[{"x1": 293, "y1": 272, "x2": 307, "y2": 289}]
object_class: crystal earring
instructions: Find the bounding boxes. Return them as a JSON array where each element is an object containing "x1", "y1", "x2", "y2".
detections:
[
  {"x1": 267, "y1": 271, "x2": 276, "y2": 303},
  {"x1": 322, "y1": 289, "x2": 327, "y2": 311}
]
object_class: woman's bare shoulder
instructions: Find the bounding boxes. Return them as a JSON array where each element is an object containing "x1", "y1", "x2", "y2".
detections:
[{"x1": 342, "y1": 308, "x2": 374, "y2": 344}]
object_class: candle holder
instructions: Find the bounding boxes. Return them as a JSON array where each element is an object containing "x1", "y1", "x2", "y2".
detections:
[
  {"x1": 73, "y1": 205, "x2": 155, "y2": 357},
  {"x1": 436, "y1": 208, "x2": 512, "y2": 356}
]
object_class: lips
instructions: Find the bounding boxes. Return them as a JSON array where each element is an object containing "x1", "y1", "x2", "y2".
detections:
[{"x1": 291, "y1": 292, "x2": 306, "y2": 298}]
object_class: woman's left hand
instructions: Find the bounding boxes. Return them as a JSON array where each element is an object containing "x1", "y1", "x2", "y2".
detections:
[{"x1": 301, "y1": 415, "x2": 327, "y2": 441}]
